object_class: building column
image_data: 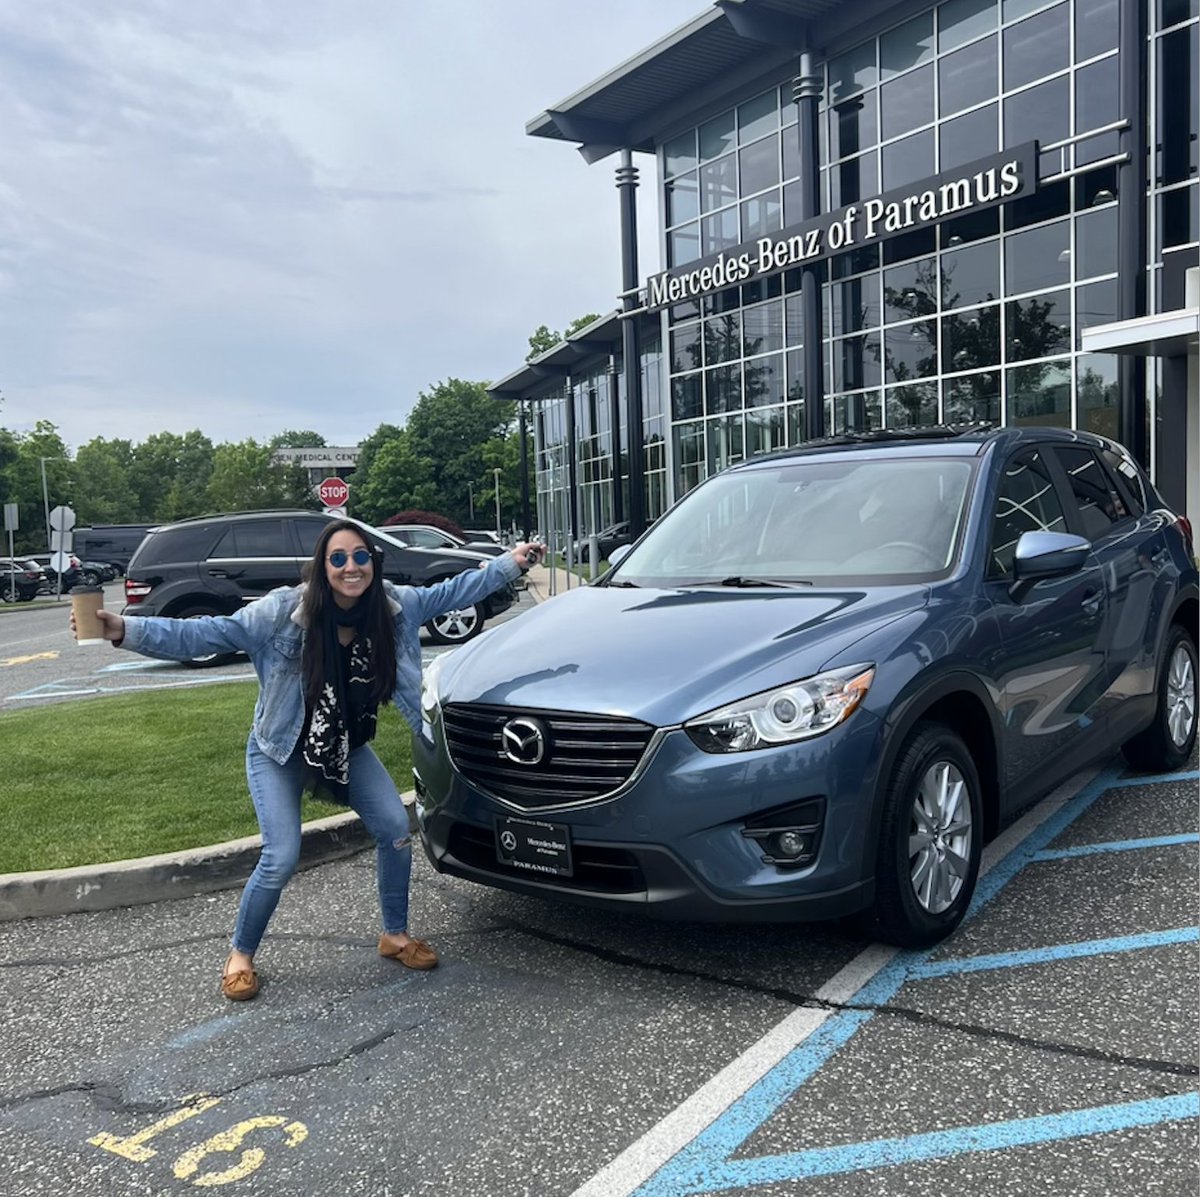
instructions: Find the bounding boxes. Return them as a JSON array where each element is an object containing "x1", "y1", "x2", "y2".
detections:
[
  {"x1": 793, "y1": 52, "x2": 825, "y2": 441},
  {"x1": 1117, "y1": 0, "x2": 1148, "y2": 462},
  {"x1": 608, "y1": 353, "x2": 624, "y2": 525},
  {"x1": 617, "y1": 150, "x2": 646, "y2": 536},
  {"x1": 563, "y1": 378, "x2": 579, "y2": 550},
  {"x1": 518, "y1": 401, "x2": 532, "y2": 540}
]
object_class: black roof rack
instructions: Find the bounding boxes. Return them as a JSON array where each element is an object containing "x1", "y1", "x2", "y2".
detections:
[{"x1": 801, "y1": 422, "x2": 997, "y2": 449}]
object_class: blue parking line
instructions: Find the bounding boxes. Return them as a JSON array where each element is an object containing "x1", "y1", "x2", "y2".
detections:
[
  {"x1": 634, "y1": 762, "x2": 1198, "y2": 1196},
  {"x1": 1106, "y1": 769, "x2": 1199, "y2": 789},
  {"x1": 912, "y1": 927, "x2": 1199, "y2": 979},
  {"x1": 1033, "y1": 833, "x2": 1198, "y2": 861},
  {"x1": 666, "y1": 1094, "x2": 1199, "y2": 1192}
]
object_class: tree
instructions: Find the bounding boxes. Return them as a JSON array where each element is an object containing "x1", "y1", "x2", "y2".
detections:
[
  {"x1": 353, "y1": 431, "x2": 438, "y2": 523},
  {"x1": 73, "y1": 438, "x2": 137, "y2": 525},
  {"x1": 205, "y1": 439, "x2": 313, "y2": 512},
  {"x1": 8, "y1": 422, "x2": 72, "y2": 553},
  {"x1": 526, "y1": 314, "x2": 601, "y2": 360}
]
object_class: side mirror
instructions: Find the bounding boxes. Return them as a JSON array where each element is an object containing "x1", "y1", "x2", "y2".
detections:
[
  {"x1": 1009, "y1": 530, "x2": 1090, "y2": 601},
  {"x1": 607, "y1": 544, "x2": 632, "y2": 568}
]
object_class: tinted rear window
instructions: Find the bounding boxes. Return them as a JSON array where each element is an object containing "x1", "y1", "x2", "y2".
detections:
[{"x1": 129, "y1": 525, "x2": 224, "y2": 569}]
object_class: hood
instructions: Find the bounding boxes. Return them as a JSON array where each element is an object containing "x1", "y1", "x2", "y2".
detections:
[{"x1": 439, "y1": 583, "x2": 927, "y2": 726}]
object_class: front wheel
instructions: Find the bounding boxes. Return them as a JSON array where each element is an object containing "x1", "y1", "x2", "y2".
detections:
[
  {"x1": 1122, "y1": 625, "x2": 1198, "y2": 772},
  {"x1": 1, "y1": 580, "x2": 17, "y2": 603},
  {"x1": 425, "y1": 601, "x2": 484, "y2": 645},
  {"x1": 175, "y1": 605, "x2": 239, "y2": 668},
  {"x1": 872, "y1": 723, "x2": 983, "y2": 948}
]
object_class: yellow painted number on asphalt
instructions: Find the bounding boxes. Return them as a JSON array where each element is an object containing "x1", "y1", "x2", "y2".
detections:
[
  {"x1": 173, "y1": 1117, "x2": 308, "y2": 1187},
  {"x1": 0, "y1": 651, "x2": 59, "y2": 667},
  {"x1": 88, "y1": 1094, "x2": 221, "y2": 1161},
  {"x1": 87, "y1": 1094, "x2": 308, "y2": 1186}
]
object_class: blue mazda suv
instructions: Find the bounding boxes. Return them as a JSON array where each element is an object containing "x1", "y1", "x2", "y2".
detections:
[{"x1": 413, "y1": 427, "x2": 1198, "y2": 946}]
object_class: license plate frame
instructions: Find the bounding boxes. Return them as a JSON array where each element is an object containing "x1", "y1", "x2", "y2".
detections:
[{"x1": 495, "y1": 815, "x2": 573, "y2": 877}]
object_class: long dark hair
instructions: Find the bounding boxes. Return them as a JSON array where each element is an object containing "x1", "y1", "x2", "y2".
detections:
[{"x1": 299, "y1": 520, "x2": 397, "y2": 707}]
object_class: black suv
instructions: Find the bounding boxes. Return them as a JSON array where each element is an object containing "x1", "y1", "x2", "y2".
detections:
[{"x1": 122, "y1": 510, "x2": 515, "y2": 663}]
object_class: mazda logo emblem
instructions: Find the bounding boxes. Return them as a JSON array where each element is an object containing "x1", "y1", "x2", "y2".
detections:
[{"x1": 501, "y1": 717, "x2": 547, "y2": 765}]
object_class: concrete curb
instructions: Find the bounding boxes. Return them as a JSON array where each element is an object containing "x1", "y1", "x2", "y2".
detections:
[{"x1": 0, "y1": 810, "x2": 374, "y2": 922}]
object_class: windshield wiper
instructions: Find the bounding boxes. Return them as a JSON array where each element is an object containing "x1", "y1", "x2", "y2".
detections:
[
  {"x1": 676, "y1": 576, "x2": 813, "y2": 589},
  {"x1": 606, "y1": 579, "x2": 641, "y2": 588}
]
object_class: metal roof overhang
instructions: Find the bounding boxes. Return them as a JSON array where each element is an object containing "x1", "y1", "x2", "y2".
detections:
[
  {"x1": 1079, "y1": 310, "x2": 1200, "y2": 358},
  {"x1": 527, "y1": 0, "x2": 848, "y2": 163},
  {"x1": 488, "y1": 312, "x2": 626, "y2": 402}
]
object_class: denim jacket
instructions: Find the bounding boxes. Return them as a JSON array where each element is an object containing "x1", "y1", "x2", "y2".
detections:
[{"x1": 119, "y1": 553, "x2": 522, "y2": 764}]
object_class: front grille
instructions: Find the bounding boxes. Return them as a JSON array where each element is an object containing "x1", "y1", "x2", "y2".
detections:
[
  {"x1": 447, "y1": 822, "x2": 645, "y2": 893},
  {"x1": 441, "y1": 703, "x2": 655, "y2": 809}
]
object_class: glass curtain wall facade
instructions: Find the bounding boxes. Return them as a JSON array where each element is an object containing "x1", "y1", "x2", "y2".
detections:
[
  {"x1": 660, "y1": 0, "x2": 1198, "y2": 501},
  {"x1": 533, "y1": 334, "x2": 667, "y2": 549}
]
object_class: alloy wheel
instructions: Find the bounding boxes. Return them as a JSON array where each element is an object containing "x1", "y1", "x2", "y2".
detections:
[
  {"x1": 908, "y1": 760, "x2": 973, "y2": 914},
  {"x1": 1166, "y1": 641, "x2": 1197, "y2": 749},
  {"x1": 430, "y1": 606, "x2": 480, "y2": 642}
]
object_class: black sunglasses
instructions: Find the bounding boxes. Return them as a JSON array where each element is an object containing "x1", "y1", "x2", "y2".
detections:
[{"x1": 327, "y1": 547, "x2": 372, "y2": 569}]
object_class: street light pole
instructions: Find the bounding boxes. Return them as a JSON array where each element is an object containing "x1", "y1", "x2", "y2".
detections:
[
  {"x1": 468, "y1": 481, "x2": 475, "y2": 521},
  {"x1": 40, "y1": 457, "x2": 53, "y2": 553},
  {"x1": 493, "y1": 468, "x2": 502, "y2": 539}
]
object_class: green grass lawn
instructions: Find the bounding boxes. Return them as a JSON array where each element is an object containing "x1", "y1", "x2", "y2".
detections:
[{"x1": 0, "y1": 682, "x2": 414, "y2": 873}]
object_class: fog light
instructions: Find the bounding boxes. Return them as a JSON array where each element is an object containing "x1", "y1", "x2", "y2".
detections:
[{"x1": 773, "y1": 830, "x2": 809, "y2": 858}]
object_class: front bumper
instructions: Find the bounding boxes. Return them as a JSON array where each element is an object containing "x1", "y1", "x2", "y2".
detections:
[{"x1": 412, "y1": 709, "x2": 884, "y2": 924}]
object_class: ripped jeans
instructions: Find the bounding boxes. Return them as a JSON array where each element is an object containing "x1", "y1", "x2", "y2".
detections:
[{"x1": 232, "y1": 737, "x2": 412, "y2": 955}]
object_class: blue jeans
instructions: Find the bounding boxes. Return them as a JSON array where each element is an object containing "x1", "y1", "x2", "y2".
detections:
[{"x1": 232, "y1": 737, "x2": 413, "y2": 955}]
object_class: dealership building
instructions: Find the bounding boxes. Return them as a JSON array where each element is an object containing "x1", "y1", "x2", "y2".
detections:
[{"x1": 488, "y1": 0, "x2": 1198, "y2": 552}]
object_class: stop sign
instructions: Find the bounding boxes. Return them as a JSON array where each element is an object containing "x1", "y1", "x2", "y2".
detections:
[{"x1": 317, "y1": 477, "x2": 349, "y2": 507}]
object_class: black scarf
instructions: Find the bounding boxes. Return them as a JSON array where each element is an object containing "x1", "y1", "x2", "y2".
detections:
[{"x1": 301, "y1": 603, "x2": 380, "y2": 801}]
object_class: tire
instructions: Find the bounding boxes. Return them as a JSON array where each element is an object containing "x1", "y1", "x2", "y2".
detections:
[
  {"x1": 872, "y1": 722, "x2": 983, "y2": 948},
  {"x1": 425, "y1": 601, "x2": 485, "y2": 645},
  {"x1": 81, "y1": 569, "x2": 101, "y2": 586},
  {"x1": 1, "y1": 580, "x2": 17, "y2": 603},
  {"x1": 1121, "y1": 624, "x2": 1198, "y2": 772},
  {"x1": 175, "y1": 605, "x2": 240, "y2": 668}
]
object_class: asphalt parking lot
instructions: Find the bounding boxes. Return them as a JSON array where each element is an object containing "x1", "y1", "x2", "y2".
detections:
[{"x1": 0, "y1": 745, "x2": 1195, "y2": 1196}]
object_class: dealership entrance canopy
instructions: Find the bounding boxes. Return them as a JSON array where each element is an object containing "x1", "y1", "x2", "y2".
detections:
[{"x1": 490, "y1": 0, "x2": 1199, "y2": 547}]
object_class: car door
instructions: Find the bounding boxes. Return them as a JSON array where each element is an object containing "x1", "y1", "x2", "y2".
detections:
[
  {"x1": 206, "y1": 518, "x2": 301, "y2": 601},
  {"x1": 1048, "y1": 443, "x2": 1159, "y2": 735},
  {"x1": 985, "y1": 445, "x2": 1110, "y2": 799}
]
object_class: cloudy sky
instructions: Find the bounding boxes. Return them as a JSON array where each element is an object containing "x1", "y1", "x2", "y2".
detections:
[{"x1": 0, "y1": 0, "x2": 704, "y2": 451}]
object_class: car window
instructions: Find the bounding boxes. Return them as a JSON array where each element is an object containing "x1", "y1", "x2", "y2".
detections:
[
  {"x1": 988, "y1": 449, "x2": 1068, "y2": 578},
  {"x1": 410, "y1": 528, "x2": 451, "y2": 548},
  {"x1": 1053, "y1": 446, "x2": 1127, "y2": 540},
  {"x1": 130, "y1": 525, "x2": 222, "y2": 568},
  {"x1": 292, "y1": 518, "x2": 326, "y2": 556},
  {"x1": 210, "y1": 520, "x2": 293, "y2": 559},
  {"x1": 1098, "y1": 444, "x2": 1146, "y2": 516}
]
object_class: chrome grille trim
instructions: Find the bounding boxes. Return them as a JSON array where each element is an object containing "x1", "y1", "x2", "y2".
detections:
[{"x1": 441, "y1": 703, "x2": 669, "y2": 813}]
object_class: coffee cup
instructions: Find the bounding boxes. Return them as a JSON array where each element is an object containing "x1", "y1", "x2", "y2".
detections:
[{"x1": 70, "y1": 585, "x2": 106, "y2": 645}]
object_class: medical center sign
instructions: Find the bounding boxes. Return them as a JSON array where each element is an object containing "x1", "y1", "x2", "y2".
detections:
[{"x1": 645, "y1": 143, "x2": 1038, "y2": 312}]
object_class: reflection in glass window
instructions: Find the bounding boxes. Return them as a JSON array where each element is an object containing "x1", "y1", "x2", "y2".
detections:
[
  {"x1": 884, "y1": 323, "x2": 939, "y2": 382},
  {"x1": 942, "y1": 306, "x2": 1001, "y2": 371},
  {"x1": 834, "y1": 333, "x2": 882, "y2": 390},
  {"x1": 882, "y1": 128, "x2": 935, "y2": 188},
  {"x1": 831, "y1": 152, "x2": 878, "y2": 205},
  {"x1": 741, "y1": 193, "x2": 782, "y2": 240},
  {"x1": 704, "y1": 313, "x2": 742, "y2": 364},
  {"x1": 670, "y1": 323, "x2": 702, "y2": 374},
  {"x1": 941, "y1": 240, "x2": 1000, "y2": 308},
  {"x1": 707, "y1": 414, "x2": 745, "y2": 474},
  {"x1": 1076, "y1": 353, "x2": 1119, "y2": 439},
  {"x1": 668, "y1": 224, "x2": 700, "y2": 268},
  {"x1": 739, "y1": 136, "x2": 781, "y2": 196},
  {"x1": 702, "y1": 207, "x2": 739, "y2": 255},
  {"x1": 945, "y1": 371, "x2": 1000, "y2": 424},
  {"x1": 700, "y1": 111, "x2": 736, "y2": 161},
  {"x1": 738, "y1": 90, "x2": 779, "y2": 143},
  {"x1": 1006, "y1": 291, "x2": 1072, "y2": 361},
  {"x1": 1056, "y1": 446, "x2": 1124, "y2": 537},
  {"x1": 884, "y1": 258, "x2": 938, "y2": 322},
  {"x1": 938, "y1": 36, "x2": 997, "y2": 115},
  {"x1": 1002, "y1": 4, "x2": 1069, "y2": 91},
  {"x1": 881, "y1": 63, "x2": 934, "y2": 139},
  {"x1": 743, "y1": 302, "x2": 785, "y2": 356},
  {"x1": 829, "y1": 41, "x2": 877, "y2": 102},
  {"x1": 1077, "y1": 279, "x2": 1119, "y2": 333},
  {"x1": 1008, "y1": 360, "x2": 1071, "y2": 426},
  {"x1": 831, "y1": 276, "x2": 881, "y2": 335},
  {"x1": 700, "y1": 155, "x2": 736, "y2": 213},
  {"x1": 1077, "y1": 0, "x2": 1119, "y2": 58},
  {"x1": 1076, "y1": 58, "x2": 1120, "y2": 138},
  {"x1": 673, "y1": 422, "x2": 705, "y2": 497},
  {"x1": 746, "y1": 407, "x2": 786, "y2": 455},
  {"x1": 666, "y1": 172, "x2": 699, "y2": 226},
  {"x1": 832, "y1": 93, "x2": 878, "y2": 159},
  {"x1": 885, "y1": 382, "x2": 939, "y2": 427},
  {"x1": 1075, "y1": 206, "x2": 1119, "y2": 280},
  {"x1": 745, "y1": 353, "x2": 786, "y2": 407},
  {"x1": 1005, "y1": 221, "x2": 1070, "y2": 295},
  {"x1": 988, "y1": 448, "x2": 1067, "y2": 577},
  {"x1": 665, "y1": 131, "x2": 698, "y2": 177},
  {"x1": 1159, "y1": 26, "x2": 1200, "y2": 186},
  {"x1": 938, "y1": 0, "x2": 997, "y2": 52},
  {"x1": 881, "y1": 11, "x2": 934, "y2": 79},
  {"x1": 706, "y1": 365, "x2": 743, "y2": 415}
]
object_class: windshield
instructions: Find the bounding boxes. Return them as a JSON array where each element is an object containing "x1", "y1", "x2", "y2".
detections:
[{"x1": 609, "y1": 456, "x2": 975, "y2": 587}]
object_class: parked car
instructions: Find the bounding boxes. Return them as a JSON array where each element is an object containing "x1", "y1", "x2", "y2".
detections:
[
  {"x1": 461, "y1": 529, "x2": 503, "y2": 546},
  {"x1": 572, "y1": 520, "x2": 649, "y2": 565},
  {"x1": 121, "y1": 509, "x2": 515, "y2": 665},
  {"x1": 383, "y1": 524, "x2": 508, "y2": 557},
  {"x1": 28, "y1": 553, "x2": 82, "y2": 592},
  {"x1": 0, "y1": 559, "x2": 43, "y2": 602},
  {"x1": 80, "y1": 560, "x2": 118, "y2": 584},
  {"x1": 73, "y1": 525, "x2": 156, "y2": 575},
  {"x1": 414, "y1": 426, "x2": 1198, "y2": 948}
]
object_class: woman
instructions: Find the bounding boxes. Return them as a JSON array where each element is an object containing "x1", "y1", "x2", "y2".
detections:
[{"x1": 75, "y1": 520, "x2": 540, "y2": 1001}]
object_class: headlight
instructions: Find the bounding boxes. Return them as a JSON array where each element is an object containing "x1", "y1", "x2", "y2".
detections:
[
  {"x1": 420, "y1": 652, "x2": 449, "y2": 722},
  {"x1": 684, "y1": 664, "x2": 875, "y2": 753}
]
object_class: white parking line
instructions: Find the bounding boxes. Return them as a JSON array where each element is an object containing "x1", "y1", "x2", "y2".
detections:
[{"x1": 568, "y1": 767, "x2": 1102, "y2": 1197}]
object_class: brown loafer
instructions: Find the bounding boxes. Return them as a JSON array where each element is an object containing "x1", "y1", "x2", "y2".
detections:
[
  {"x1": 221, "y1": 967, "x2": 260, "y2": 1001},
  {"x1": 378, "y1": 934, "x2": 438, "y2": 970}
]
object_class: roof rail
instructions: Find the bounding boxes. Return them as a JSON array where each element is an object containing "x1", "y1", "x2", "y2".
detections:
[{"x1": 802, "y1": 422, "x2": 997, "y2": 449}]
